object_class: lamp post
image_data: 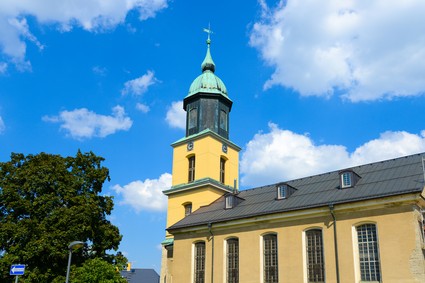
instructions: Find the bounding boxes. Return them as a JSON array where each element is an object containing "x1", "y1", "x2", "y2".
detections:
[{"x1": 65, "y1": 241, "x2": 84, "y2": 283}]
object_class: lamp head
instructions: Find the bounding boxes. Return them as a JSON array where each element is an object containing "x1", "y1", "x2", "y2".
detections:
[{"x1": 68, "y1": 241, "x2": 85, "y2": 250}]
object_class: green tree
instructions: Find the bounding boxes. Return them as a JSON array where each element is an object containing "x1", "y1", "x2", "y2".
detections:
[
  {"x1": 0, "y1": 151, "x2": 124, "y2": 282},
  {"x1": 71, "y1": 258, "x2": 127, "y2": 283}
]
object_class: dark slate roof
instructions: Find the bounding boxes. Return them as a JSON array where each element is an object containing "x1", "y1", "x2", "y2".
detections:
[
  {"x1": 169, "y1": 153, "x2": 425, "y2": 230},
  {"x1": 120, "y1": 269, "x2": 159, "y2": 283}
]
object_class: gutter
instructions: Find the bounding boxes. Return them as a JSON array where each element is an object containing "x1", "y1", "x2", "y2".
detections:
[
  {"x1": 329, "y1": 203, "x2": 340, "y2": 283},
  {"x1": 208, "y1": 222, "x2": 214, "y2": 283}
]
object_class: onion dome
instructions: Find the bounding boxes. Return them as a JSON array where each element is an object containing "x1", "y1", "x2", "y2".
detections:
[{"x1": 187, "y1": 38, "x2": 228, "y2": 97}]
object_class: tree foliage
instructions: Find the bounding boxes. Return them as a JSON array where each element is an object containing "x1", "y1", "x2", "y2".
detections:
[
  {"x1": 72, "y1": 258, "x2": 127, "y2": 283},
  {"x1": 0, "y1": 151, "x2": 124, "y2": 282}
]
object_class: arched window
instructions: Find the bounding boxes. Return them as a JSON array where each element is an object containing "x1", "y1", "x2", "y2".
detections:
[
  {"x1": 305, "y1": 229, "x2": 325, "y2": 282},
  {"x1": 356, "y1": 224, "x2": 381, "y2": 282},
  {"x1": 263, "y1": 234, "x2": 278, "y2": 283},
  {"x1": 226, "y1": 238, "x2": 239, "y2": 283},
  {"x1": 194, "y1": 242, "x2": 205, "y2": 283},
  {"x1": 220, "y1": 157, "x2": 226, "y2": 184},
  {"x1": 188, "y1": 155, "x2": 195, "y2": 182}
]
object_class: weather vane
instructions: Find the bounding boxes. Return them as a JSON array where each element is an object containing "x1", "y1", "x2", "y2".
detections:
[{"x1": 203, "y1": 23, "x2": 213, "y2": 42}]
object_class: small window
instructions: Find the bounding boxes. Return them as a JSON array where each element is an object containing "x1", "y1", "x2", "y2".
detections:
[
  {"x1": 188, "y1": 156, "x2": 195, "y2": 182},
  {"x1": 220, "y1": 157, "x2": 226, "y2": 184},
  {"x1": 165, "y1": 244, "x2": 174, "y2": 258},
  {"x1": 184, "y1": 203, "x2": 192, "y2": 216},
  {"x1": 226, "y1": 195, "x2": 234, "y2": 209},
  {"x1": 341, "y1": 172, "x2": 352, "y2": 188},
  {"x1": 277, "y1": 185, "x2": 287, "y2": 199}
]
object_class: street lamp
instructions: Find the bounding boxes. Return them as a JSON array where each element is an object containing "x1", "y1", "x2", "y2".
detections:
[{"x1": 65, "y1": 241, "x2": 84, "y2": 283}]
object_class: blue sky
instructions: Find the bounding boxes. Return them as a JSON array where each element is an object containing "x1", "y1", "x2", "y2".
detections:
[{"x1": 1, "y1": 0, "x2": 425, "y2": 272}]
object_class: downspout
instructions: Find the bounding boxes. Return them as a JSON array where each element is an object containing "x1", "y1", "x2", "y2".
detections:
[
  {"x1": 329, "y1": 204, "x2": 340, "y2": 283},
  {"x1": 208, "y1": 222, "x2": 214, "y2": 283}
]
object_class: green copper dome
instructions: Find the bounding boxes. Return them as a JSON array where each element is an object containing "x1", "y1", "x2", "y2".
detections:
[{"x1": 187, "y1": 39, "x2": 228, "y2": 97}]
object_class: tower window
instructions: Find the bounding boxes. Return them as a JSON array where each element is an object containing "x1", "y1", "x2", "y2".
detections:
[
  {"x1": 263, "y1": 234, "x2": 278, "y2": 283},
  {"x1": 184, "y1": 203, "x2": 192, "y2": 216},
  {"x1": 194, "y1": 242, "x2": 206, "y2": 283},
  {"x1": 188, "y1": 156, "x2": 195, "y2": 182},
  {"x1": 220, "y1": 109, "x2": 227, "y2": 131},
  {"x1": 220, "y1": 157, "x2": 226, "y2": 184},
  {"x1": 189, "y1": 108, "x2": 198, "y2": 129}
]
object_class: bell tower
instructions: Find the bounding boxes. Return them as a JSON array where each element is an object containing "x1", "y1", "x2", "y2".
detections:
[{"x1": 160, "y1": 30, "x2": 240, "y2": 282}]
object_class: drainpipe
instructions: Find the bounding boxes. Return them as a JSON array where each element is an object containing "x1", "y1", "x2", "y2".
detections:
[
  {"x1": 329, "y1": 204, "x2": 340, "y2": 283},
  {"x1": 208, "y1": 222, "x2": 214, "y2": 283}
]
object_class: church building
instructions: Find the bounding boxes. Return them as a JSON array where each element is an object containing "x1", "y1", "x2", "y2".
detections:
[{"x1": 160, "y1": 34, "x2": 425, "y2": 283}]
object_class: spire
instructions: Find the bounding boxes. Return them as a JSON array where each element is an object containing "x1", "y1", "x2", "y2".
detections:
[{"x1": 201, "y1": 26, "x2": 215, "y2": 73}]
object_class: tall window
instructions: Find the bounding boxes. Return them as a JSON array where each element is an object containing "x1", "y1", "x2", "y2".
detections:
[
  {"x1": 227, "y1": 238, "x2": 239, "y2": 283},
  {"x1": 356, "y1": 224, "x2": 381, "y2": 282},
  {"x1": 220, "y1": 109, "x2": 227, "y2": 131},
  {"x1": 263, "y1": 234, "x2": 278, "y2": 283},
  {"x1": 189, "y1": 108, "x2": 198, "y2": 129},
  {"x1": 306, "y1": 229, "x2": 325, "y2": 283},
  {"x1": 188, "y1": 156, "x2": 195, "y2": 182},
  {"x1": 194, "y1": 242, "x2": 205, "y2": 283},
  {"x1": 220, "y1": 157, "x2": 226, "y2": 184}
]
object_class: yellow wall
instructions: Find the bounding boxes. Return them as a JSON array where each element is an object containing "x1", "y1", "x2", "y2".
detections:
[
  {"x1": 169, "y1": 203, "x2": 425, "y2": 283},
  {"x1": 166, "y1": 186, "x2": 225, "y2": 233},
  {"x1": 171, "y1": 134, "x2": 239, "y2": 188}
]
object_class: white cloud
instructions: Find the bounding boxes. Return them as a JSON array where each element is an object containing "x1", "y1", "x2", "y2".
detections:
[
  {"x1": 43, "y1": 105, "x2": 132, "y2": 140},
  {"x1": 240, "y1": 123, "x2": 425, "y2": 187},
  {"x1": 0, "y1": 62, "x2": 7, "y2": 74},
  {"x1": 0, "y1": 0, "x2": 168, "y2": 64},
  {"x1": 122, "y1": 71, "x2": 157, "y2": 96},
  {"x1": 92, "y1": 66, "x2": 107, "y2": 76},
  {"x1": 0, "y1": 116, "x2": 5, "y2": 133},
  {"x1": 135, "y1": 103, "x2": 150, "y2": 113},
  {"x1": 250, "y1": 0, "x2": 425, "y2": 101},
  {"x1": 165, "y1": 101, "x2": 185, "y2": 130},
  {"x1": 113, "y1": 173, "x2": 171, "y2": 212}
]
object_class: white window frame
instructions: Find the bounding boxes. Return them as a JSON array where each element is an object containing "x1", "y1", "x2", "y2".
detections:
[
  {"x1": 277, "y1": 185, "x2": 287, "y2": 199},
  {"x1": 225, "y1": 195, "x2": 234, "y2": 209},
  {"x1": 341, "y1": 172, "x2": 352, "y2": 188},
  {"x1": 352, "y1": 223, "x2": 381, "y2": 283}
]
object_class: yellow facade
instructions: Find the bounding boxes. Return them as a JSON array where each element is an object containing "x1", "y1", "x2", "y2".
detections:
[
  {"x1": 171, "y1": 133, "x2": 239, "y2": 188},
  {"x1": 168, "y1": 194, "x2": 425, "y2": 283}
]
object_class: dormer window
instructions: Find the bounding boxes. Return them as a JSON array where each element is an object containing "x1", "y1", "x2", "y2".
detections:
[
  {"x1": 341, "y1": 172, "x2": 352, "y2": 188},
  {"x1": 277, "y1": 185, "x2": 287, "y2": 199},
  {"x1": 225, "y1": 195, "x2": 234, "y2": 209},
  {"x1": 276, "y1": 183, "x2": 296, "y2": 200},
  {"x1": 339, "y1": 170, "x2": 360, "y2": 188}
]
